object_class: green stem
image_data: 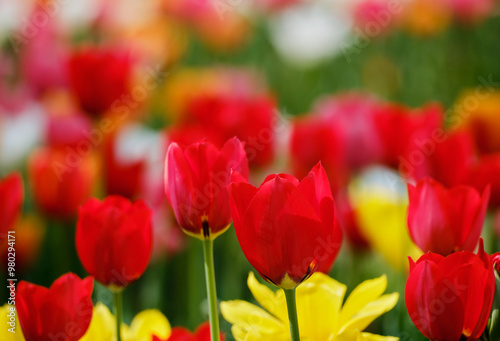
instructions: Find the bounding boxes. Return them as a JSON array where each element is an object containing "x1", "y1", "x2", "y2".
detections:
[
  {"x1": 284, "y1": 288, "x2": 300, "y2": 341},
  {"x1": 202, "y1": 239, "x2": 220, "y2": 341},
  {"x1": 113, "y1": 291, "x2": 123, "y2": 341}
]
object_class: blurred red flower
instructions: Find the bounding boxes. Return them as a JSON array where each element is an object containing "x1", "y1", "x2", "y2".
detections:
[
  {"x1": 407, "y1": 177, "x2": 489, "y2": 255},
  {"x1": 17, "y1": 273, "x2": 94, "y2": 341},
  {"x1": 468, "y1": 153, "x2": 500, "y2": 208},
  {"x1": 374, "y1": 102, "x2": 443, "y2": 174},
  {"x1": 154, "y1": 322, "x2": 225, "y2": 341},
  {"x1": 405, "y1": 240, "x2": 494, "y2": 341},
  {"x1": 289, "y1": 114, "x2": 348, "y2": 194},
  {"x1": 103, "y1": 135, "x2": 145, "y2": 199},
  {"x1": 0, "y1": 172, "x2": 23, "y2": 241},
  {"x1": 165, "y1": 137, "x2": 249, "y2": 240},
  {"x1": 28, "y1": 147, "x2": 97, "y2": 219},
  {"x1": 228, "y1": 162, "x2": 342, "y2": 289},
  {"x1": 68, "y1": 46, "x2": 132, "y2": 116},
  {"x1": 412, "y1": 129, "x2": 477, "y2": 187},
  {"x1": 76, "y1": 196, "x2": 152, "y2": 289},
  {"x1": 178, "y1": 93, "x2": 276, "y2": 167}
]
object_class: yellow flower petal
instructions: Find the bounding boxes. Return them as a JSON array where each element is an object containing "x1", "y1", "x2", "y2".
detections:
[
  {"x1": 80, "y1": 303, "x2": 116, "y2": 341},
  {"x1": 338, "y1": 293, "x2": 399, "y2": 334},
  {"x1": 220, "y1": 300, "x2": 284, "y2": 332},
  {"x1": 338, "y1": 275, "x2": 387, "y2": 329},
  {"x1": 247, "y1": 272, "x2": 288, "y2": 322},
  {"x1": 351, "y1": 188, "x2": 422, "y2": 271},
  {"x1": 0, "y1": 304, "x2": 24, "y2": 341},
  {"x1": 231, "y1": 324, "x2": 290, "y2": 341},
  {"x1": 296, "y1": 272, "x2": 346, "y2": 340},
  {"x1": 125, "y1": 309, "x2": 171, "y2": 341},
  {"x1": 336, "y1": 330, "x2": 399, "y2": 341}
]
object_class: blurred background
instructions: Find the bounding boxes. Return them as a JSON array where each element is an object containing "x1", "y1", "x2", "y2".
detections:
[{"x1": 1, "y1": 0, "x2": 500, "y2": 339}]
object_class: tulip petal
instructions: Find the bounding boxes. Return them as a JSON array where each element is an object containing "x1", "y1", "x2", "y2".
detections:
[
  {"x1": 126, "y1": 309, "x2": 171, "y2": 340},
  {"x1": 247, "y1": 272, "x2": 288, "y2": 322},
  {"x1": 237, "y1": 175, "x2": 326, "y2": 286},
  {"x1": 338, "y1": 275, "x2": 388, "y2": 329},
  {"x1": 80, "y1": 303, "x2": 115, "y2": 341},
  {"x1": 220, "y1": 301, "x2": 284, "y2": 331},
  {"x1": 405, "y1": 259, "x2": 464, "y2": 341},
  {"x1": 338, "y1": 293, "x2": 399, "y2": 334},
  {"x1": 296, "y1": 272, "x2": 346, "y2": 340},
  {"x1": 228, "y1": 171, "x2": 258, "y2": 231}
]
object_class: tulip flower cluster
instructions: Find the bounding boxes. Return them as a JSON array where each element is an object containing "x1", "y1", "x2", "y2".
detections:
[{"x1": 3, "y1": 1, "x2": 500, "y2": 341}]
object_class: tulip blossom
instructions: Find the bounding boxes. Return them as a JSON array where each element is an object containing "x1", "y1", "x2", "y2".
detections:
[
  {"x1": 68, "y1": 46, "x2": 132, "y2": 116},
  {"x1": 289, "y1": 114, "x2": 348, "y2": 193},
  {"x1": 0, "y1": 172, "x2": 23, "y2": 241},
  {"x1": 405, "y1": 240, "x2": 495, "y2": 341},
  {"x1": 412, "y1": 130, "x2": 477, "y2": 187},
  {"x1": 80, "y1": 302, "x2": 171, "y2": 341},
  {"x1": 153, "y1": 322, "x2": 225, "y2": 341},
  {"x1": 469, "y1": 154, "x2": 500, "y2": 208},
  {"x1": 76, "y1": 196, "x2": 153, "y2": 289},
  {"x1": 407, "y1": 178, "x2": 490, "y2": 255},
  {"x1": 221, "y1": 272, "x2": 399, "y2": 341},
  {"x1": 228, "y1": 162, "x2": 342, "y2": 289},
  {"x1": 165, "y1": 137, "x2": 249, "y2": 240},
  {"x1": 373, "y1": 102, "x2": 443, "y2": 172},
  {"x1": 28, "y1": 147, "x2": 97, "y2": 219},
  {"x1": 17, "y1": 273, "x2": 94, "y2": 341}
]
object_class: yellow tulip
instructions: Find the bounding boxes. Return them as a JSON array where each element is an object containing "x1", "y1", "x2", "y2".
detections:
[
  {"x1": 349, "y1": 178, "x2": 422, "y2": 271},
  {"x1": 80, "y1": 302, "x2": 171, "y2": 341},
  {"x1": 221, "y1": 272, "x2": 399, "y2": 341}
]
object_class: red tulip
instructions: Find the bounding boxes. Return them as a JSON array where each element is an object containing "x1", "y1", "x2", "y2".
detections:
[
  {"x1": 313, "y1": 92, "x2": 384, "y2": 170},
  {"x1": 412, "y1": 130, "x2": 477, "y2": 187},
  {"x1": 469, "y1": 153, "x2": 500, "y2": 208},
  {"x1": 68, "y1": 46, "x2": 132, "y2": 116},
  {"x1": 165, "y1": 137, "x2": 249, "y2": 240},
  {"x1": 103, "y1": 135, "x2": 145, "y2": 199},
  {"x1": 491, "y1": 252, "x2": 500, "y2": 274},
  {"x1": 407, "y1": 178, "x2": 489, "y2": 256},
  {"x1": 183, "y1": 93, "x2": 276, "y2": 167},
  {"x1": 28, "y1": 147, "x2": 96, "y2": 219},
  {"x1": 374, "y1": 102, "x2": 443, "y2": 172},
  {"x1": 289, "y1": 114, "x2": 348, "y2": 194},
  {"x1": 0, "y1": 172, "x2": 23, "y2": 241},
  {"x1": 17, "y1": 273, "x2": 94, "y2": 341},
  {"x1": 228, "y1": 162, "x2": 342, "y2": 289},
  {"x1": 153, "y1": 322, "x2": 225, "y2": 341},
  {"x1": 405, "y1": 240, "x2": 494, "y2": 341},
  {"x1": 76, "y1": 196, "x2": 153, "y2": 288}
]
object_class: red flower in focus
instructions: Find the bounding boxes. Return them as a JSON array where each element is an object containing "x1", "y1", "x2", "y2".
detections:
[
  {"x1": 68, "y1": 46, "x2": 132, "y2": 116},
  {"x1": 28, "y1": 147, "x2": 96, "y2": 219},
  {"x1": 405, "y1": 240, "x2": 494, "y2": 341},
  {"x1": 228, "y1": 162, "x2": 342, "y2": 289},
  {"x1": 182, "y1": 94, "x2": 275, "y2": 167},
  {"x1": 165, "y1": 137, "x2": 249, "y2": 240},
  {"x1": 17, "y1": 273, "x2": 94, "y2": 341},
  {"x1": 491, "y1": 252, "x2": 500, "y2": 275},
  {"x1": 407, "y1": 178, "x2": 489, "y2": 255},
  {"x1": 0, "y1": 172, "x2": 23, "y2": 241},
  {"x1": 154, "y1": 322, "x2": 225, "y2": 341},
  {"x1": 76, "y1": 196, "x2": 152, "y2": 289}
]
